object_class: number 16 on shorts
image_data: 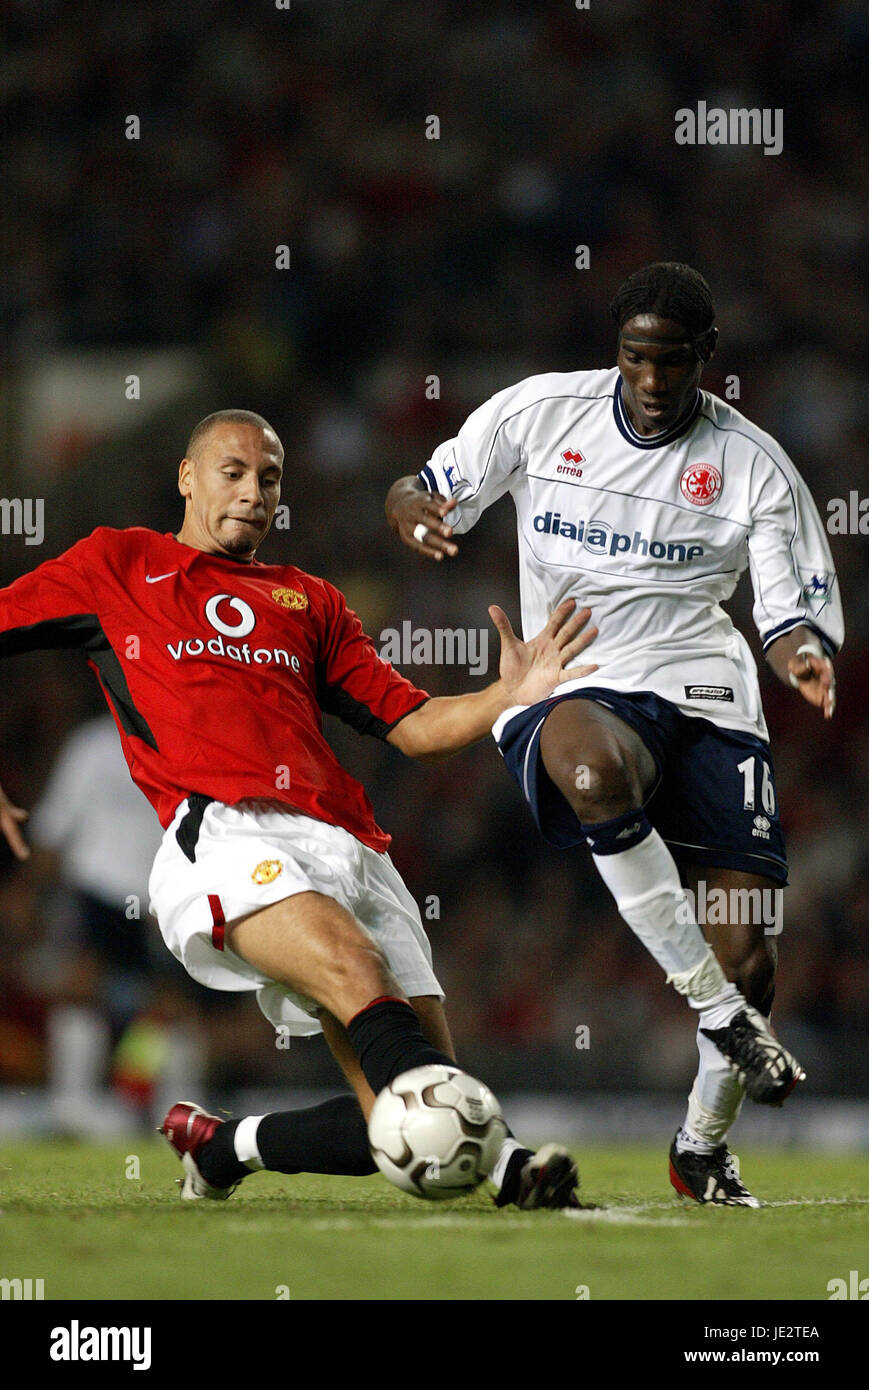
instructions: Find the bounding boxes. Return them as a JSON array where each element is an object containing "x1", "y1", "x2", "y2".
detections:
[{"x1": 737, "y1": 755, "x2": 776, "y2": 815}]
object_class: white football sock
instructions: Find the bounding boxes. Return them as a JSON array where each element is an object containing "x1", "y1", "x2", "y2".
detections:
[
  {"x1": 675, "y1": 1125, "x2": 716, "y2": 1156},
  {"x1": 234, "y1": 1114, "x2": 266, "y2": 1171},
  {"x1": 592, "y1": 829, "x2": 742, "y2": 1017},
  {"x1": 490, "y1": 1137, "x2": 526, "y2": 1188},
  {"x1": 679, "y1": 1025, "x2": 746, "y2": 1151}
]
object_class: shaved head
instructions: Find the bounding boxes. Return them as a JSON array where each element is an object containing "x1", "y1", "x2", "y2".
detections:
[
  {"x1": 186, "y1": 410, "x2": 283, "y2": 463},
  {"x1": 177, "y1": 411, "x2": 284, "y2": 560}
]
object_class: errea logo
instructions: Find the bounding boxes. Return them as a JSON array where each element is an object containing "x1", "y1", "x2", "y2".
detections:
[{"x1": 557, "y1": 449, "x2": 584, "y2": 477}]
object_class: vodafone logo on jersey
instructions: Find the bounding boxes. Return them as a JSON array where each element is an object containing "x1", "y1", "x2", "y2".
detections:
[
  {"x1": 164, "y1": 592, "x2": 301, "y2": 671},
  {"x1": 204, "y1": 593, "x2": 256, "y2": 637},
  {"x1": 680, "y1": 463, "x2": 722, "y2": 507}
]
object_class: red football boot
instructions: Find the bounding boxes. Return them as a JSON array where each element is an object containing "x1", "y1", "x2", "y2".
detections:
[{"x1": 159, "y1": 1101, "x2": 237, "y2": 1201}]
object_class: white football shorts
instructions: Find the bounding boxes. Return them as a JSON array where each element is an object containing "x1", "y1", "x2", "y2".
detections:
[{"x1": 148, "y1": 799, "x2": 443, "y2": 1035}]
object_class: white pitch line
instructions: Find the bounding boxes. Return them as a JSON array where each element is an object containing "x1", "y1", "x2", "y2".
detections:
[
  {"x1": 312, "y1": 1209, "x2": 691, "y2": 1229},
  {"x1": 309, "y1": 1215, "x2": 495, "y2": 1231},
  {"x1": 562, "y1": 1208, "x2": 690, "y2": 1226},
  {"x1": 583, "y1": 1197, "x2": 869, "y2": 1214},
  {"x1": 218, "y1": 1196, "x2": 869, "y2": 1234},
  {"x1": 762, "y1": 1197, "x2": 869, "y2": 1209}
]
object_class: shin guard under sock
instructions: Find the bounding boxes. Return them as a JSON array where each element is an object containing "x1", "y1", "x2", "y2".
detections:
[{"x1": 346, "y1": 996, "x2": 455, "y2": 1098}]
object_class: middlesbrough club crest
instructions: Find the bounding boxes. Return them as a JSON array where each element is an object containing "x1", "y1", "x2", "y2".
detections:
[{"x1": 680, "y1": 463, "x2": 722, "y2": 506}]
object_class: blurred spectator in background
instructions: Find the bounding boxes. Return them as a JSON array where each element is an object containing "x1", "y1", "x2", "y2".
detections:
[{"x1": 26, "y1": 715, "x2": 206, "y2": 1133}]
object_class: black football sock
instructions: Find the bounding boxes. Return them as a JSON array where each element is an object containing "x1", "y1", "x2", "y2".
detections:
[
  {"x1": 197, "y1": 1095, "x2": 377, "y2": 1188},
  {"x1": 197, "y1": 1118, "x2": 246, "y2": 1188},
  {"x1": 346, "y1": 996, "x2": 455, "y2": 1097},
  {"x1": 257, "y1": 1097, "x2": 376, "y2": 1176}
]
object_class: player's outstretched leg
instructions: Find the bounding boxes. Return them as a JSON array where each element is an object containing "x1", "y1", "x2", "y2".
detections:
[
  {"x1": 160, "y1": 993, "x2": 579, "y2": 1208},
  {"x1": 538, "y1": 700, "x2": 804, "y2": 1107},
  {"x1": 159, "y1": 1096, "x2": 581, "y2": 1208},
  {"x1": 160, "y1": 1094, "x2": 376, "y2": 1200},
  {"x1": 158, "y1": 891, "x2": 454, "y2": 1199}
]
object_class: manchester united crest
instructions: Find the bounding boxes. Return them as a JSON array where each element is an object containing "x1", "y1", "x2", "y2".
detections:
[
  {"x1": 680, "y1": 463, "x2": 722, "y2": 507},
  {"x1": 252, "y1": 859, "x2": 283, "y2": 885},
  {"x1": 271, "y1": 587, "x2": 308, "y2": 611}
]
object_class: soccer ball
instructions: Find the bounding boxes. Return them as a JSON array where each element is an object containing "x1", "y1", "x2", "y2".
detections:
[{"x1": 368, "y1": 1065, "x2": 507, "y2": 1201}]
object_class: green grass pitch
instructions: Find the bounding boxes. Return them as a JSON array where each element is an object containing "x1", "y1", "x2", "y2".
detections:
[{"x1": 1, "y1": 1140, "x2": 867, "y2": 1301}]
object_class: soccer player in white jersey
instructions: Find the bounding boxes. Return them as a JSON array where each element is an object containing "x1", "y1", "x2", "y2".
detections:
[
  {"x1": 0, "y1": 409, "x2": 598, "y2": 1209},
  {"x1": 386, "y1": 262, "x2": 842, "y2": 1206}
]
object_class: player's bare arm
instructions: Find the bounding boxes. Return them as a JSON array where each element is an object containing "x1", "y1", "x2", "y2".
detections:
[
  {"x1": 385, "y1": 475, "x2": 459, "y2": 561},
  {"x1": 387, "y1": 600, "x2": 598, "y2": 760},
  {"x1": 765, "y1": 624, "x2": 836, "y2": 719}
]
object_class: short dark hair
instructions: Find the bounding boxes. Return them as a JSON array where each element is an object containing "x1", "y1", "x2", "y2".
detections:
[
  {"x1": 610, "y1": 262, "x2": 716, "y2": 346},
  {"x1": 186, "y1": 409, "x2": 282, "y2": 459}
]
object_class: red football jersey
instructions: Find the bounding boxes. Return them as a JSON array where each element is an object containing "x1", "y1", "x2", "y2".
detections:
[{"x1": 0, "y1": 528, "x2": 429, "y2": 851}]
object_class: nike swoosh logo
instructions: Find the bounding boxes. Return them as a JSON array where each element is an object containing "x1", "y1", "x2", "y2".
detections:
[{"x1": 145, "y1": 571, "x2": 178, "y2": 584}]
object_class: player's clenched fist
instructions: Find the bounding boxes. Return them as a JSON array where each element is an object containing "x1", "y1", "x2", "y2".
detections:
[
  {"x1": 0, "y1": 782, "x2": 30, "y2": 860},
  {"x1": 787, "y1": 648, "x2": 836, "y2": 720},
  {"x1": 385, "y1": 478, "x2": 459, "y2": 561}
]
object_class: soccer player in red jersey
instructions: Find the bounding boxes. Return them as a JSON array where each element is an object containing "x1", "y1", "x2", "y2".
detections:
[{"x1": 0, "y1": 409, "x2": 597, "y2": 1207}]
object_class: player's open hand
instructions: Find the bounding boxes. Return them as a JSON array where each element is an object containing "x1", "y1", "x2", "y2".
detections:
[
  {"x1": 388, "y1": 484, "x2": 460, "y2": 561},
  {"x1": 490, "y1": 599, "x2": 598, "y2": 708},
  {"x1": 788, "y1": 650, "x2": 836, "y2": 720},
  {"x1": 0, "y1": 783, "x2": 30, "y2": 860}
]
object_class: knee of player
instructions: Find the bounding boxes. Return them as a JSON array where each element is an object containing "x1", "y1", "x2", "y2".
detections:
[
  {"x1": 550, "y1": 749, "x2": 639, "y2": 816},
  {"x1": 328, "y1": 938, "x2": 391, "y2": 993}
]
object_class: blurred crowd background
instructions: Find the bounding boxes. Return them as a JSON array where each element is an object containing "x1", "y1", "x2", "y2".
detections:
[{"x1": 1, "y1": 0, "x2": 867, "y2": 1127}]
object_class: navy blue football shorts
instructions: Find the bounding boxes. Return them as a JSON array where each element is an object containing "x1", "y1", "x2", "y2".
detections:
[{"x1": 496, "y1": 687, "x2": 788, "y2": 885}]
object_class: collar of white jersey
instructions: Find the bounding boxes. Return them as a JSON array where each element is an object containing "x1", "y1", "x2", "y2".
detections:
[{"x1": 613, "y1": 376, "x2": 702, "y2": 449}]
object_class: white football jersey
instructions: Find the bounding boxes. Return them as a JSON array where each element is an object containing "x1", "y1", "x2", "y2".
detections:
[{"x1": 418, "y1": 367, "x2": 842, "y2": 741}]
